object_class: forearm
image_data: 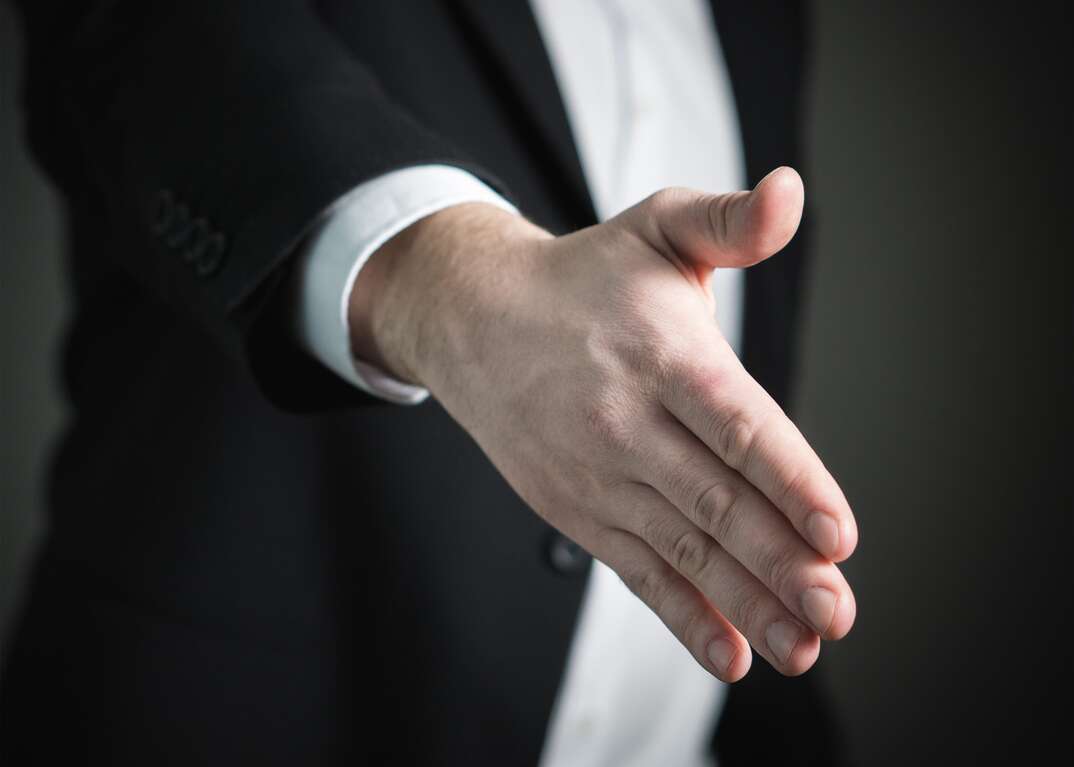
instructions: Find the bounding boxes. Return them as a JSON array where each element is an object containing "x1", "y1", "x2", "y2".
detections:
[
  {"x1": 348, "y1": 169, "x2": 858, "y2": 683},
  {"x1": 15, "y1": 0, "x2": 507, "y2": 411},
  {"x1": 349, "y1": 202, "x2": 551, "y2": 392}
]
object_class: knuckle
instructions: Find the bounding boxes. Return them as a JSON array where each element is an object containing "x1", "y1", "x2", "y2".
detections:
[
  {"x1": 679, "y1": 606, "x2": 707, "y2": 654},
  {"x1": 582, "y1": 395, "x2": 633, "y2": 454},
  {"x1": 716, "y1": 409, "x2": 763, "y2": 472},
  {"x1": 756, "y1": 542, "x2": 800, "y2": 597},
  {"x1": 646, "y1": 186, "x2": 691, "y2": 215},
  {"x1": 668, "y1": 528, "x2": 714, "y2": 579},
  {"x1": 712, "y1": 486, "x2": 746, "y2": 546},
  {"x1": 706, "y1": 191, "x2": 750, "y2": 258},
  {"x1": 730, "y1": 583, "x2": 767, "y2": 635},
  {"x1": 602, "y1": 292, "x2": 693, "y2": 389},
  {"x1": 647, "y1": 345, "x2": 683, "y2": 389},
  {"x1": 668, "y1": 359, "x2": 737, "y2": 423},
  {"x1": 617, "y1": 326, "x2": 676, "y2": 381},
  {"x1": 647, "y1": 334, "x2": 686, "y2": 382},
  {"x1": 622, "y1": 562, "x2": 673, "y2": 612},
  {"x1": 655, "y1": 346, "x2": 699, "y2": 398},
  {"x1": 774, "y1": 461, "x2": 811, "y2": 513},
  {"x1": 693, "y1": 480, "x2": 739, "y2": 537},
  {"x1": 705, "y1": 194, "x2": 728, "y2": 242}
]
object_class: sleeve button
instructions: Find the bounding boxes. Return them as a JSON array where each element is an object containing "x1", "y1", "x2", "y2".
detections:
[
  {"x1": 164, "y1": 204, "x2": 192, "y2": 250},
  {"x1": 150, "y1": 189, "x2": 175, "y2": 236},
  {"x1": 181, "y1": 218, "x2": 211, "y2": 263},
  {"x1": 194, "y1": 232, "x2": 227, "y2": 278}
]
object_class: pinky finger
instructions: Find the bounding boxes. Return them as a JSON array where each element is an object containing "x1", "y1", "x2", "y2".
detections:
[{"x1": 597, "y1": 527, "x2": 753, "y2": 682}]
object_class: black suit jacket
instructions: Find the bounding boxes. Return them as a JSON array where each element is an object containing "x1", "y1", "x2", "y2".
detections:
[{"x1": 3, "y1": 1, "x2": 840, "y2": 764}]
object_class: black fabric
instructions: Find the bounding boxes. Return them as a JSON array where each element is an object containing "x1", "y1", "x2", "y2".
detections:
[
  {"x1": 713, "y1": 0, "x2": 814, "y2": 409},
  {"x1": 1, "y1": 1, "x2": 837, "y2": 764}
]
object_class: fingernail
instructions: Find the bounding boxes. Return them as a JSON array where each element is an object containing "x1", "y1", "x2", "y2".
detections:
[
  {"x1": 765, "y1": 621, "x2": 801, "y2": 665},
  {"x1": 707, "y1": 638, "x2": 737, "y2": 675},
  {"x1": 806, "y1": 512, "x2": 840, "y2": 558},
  {"x1": 801, "y1": 587, "x2": 837, "y2": 634}
]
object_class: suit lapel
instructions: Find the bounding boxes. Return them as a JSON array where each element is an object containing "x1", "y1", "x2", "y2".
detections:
[
  {"x1": 449, "y1": 0, "x2": 597, "y2": 226},
  {"x1": 709, "y1": 0, "x2": 809, "y2": 410}
]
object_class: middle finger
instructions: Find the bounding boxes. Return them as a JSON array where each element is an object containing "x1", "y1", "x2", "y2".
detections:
[{"x1": 626, "y1": 412, "x2": 856, "y2": 640}]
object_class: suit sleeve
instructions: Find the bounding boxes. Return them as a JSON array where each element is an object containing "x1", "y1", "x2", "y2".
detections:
[{"x1": 13, "y1": 0, "x2": 511, "y2": 410}]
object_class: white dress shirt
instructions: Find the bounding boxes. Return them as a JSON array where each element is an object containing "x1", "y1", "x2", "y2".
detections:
[{"x1": 290, "y1": 1, "x2": 747, "y2": 764}]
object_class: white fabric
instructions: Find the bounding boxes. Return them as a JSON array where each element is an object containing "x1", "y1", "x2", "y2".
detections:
[
  {"x1": 290, "y1": 1, "x2": 747, "y2": 764},
  {"x1": 289, "y1": 164, "x2": 517, "y2": 404},
  {"x1": 531, "y1": 0, "x2": 746, "y2": 359},
  {"x1": 531, "y1": 2, "x2": 744, "y2": 765}
]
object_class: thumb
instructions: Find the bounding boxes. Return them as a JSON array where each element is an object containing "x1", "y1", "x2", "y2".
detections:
[{"x1": 632, "y1": 166, "x2": 805, "y2": 269}]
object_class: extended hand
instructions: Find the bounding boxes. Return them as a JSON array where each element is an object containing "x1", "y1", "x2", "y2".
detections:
[{"x1": 353, "y1": 167, "x2": 857, "y2": 682}]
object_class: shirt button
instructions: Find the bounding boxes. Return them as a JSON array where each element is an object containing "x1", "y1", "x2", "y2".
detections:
[{"x1": 545, "y1": 531, "x2": 591, "y2": 576}]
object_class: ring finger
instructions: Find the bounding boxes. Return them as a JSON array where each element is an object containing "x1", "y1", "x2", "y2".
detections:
[{"x1": 612, "y1": 481, "x2": 821, "y2": 675}]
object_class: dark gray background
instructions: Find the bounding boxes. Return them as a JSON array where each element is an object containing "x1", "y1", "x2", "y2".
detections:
[{"x1": 1, "y1": 2, "x2": 1069, "y2": 764}]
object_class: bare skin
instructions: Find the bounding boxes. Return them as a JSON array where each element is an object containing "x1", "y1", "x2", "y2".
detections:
[{"x1": 349, "y1": 167, "x2": 857, "y2": 682}]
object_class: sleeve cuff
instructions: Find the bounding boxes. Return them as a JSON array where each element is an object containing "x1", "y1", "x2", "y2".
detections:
[{"x1": 289, "y1": 164, "x2": 519, "y2": 405}]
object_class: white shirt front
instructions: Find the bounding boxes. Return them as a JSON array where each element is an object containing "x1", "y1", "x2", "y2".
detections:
[{"x1": 290, "y1": 2, "x2": 747, "y2": 764}]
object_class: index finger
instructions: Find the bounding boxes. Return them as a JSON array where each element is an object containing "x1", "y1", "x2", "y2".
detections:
[{"x1": 659, "y1": 348, "x2": 859, "y2": 562}]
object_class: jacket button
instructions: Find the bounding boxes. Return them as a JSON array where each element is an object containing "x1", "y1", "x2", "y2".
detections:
[
  {"x1": 150, "y1": 189, "x2": 175, "y2": 235},
  {"x1": 545, "y1": 532, "x2": 591, "y2": 576}
]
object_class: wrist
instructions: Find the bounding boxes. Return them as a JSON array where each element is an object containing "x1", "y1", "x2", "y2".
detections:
[{"x1": 348, "y1": 202, "x2": 550, "y2": 392}]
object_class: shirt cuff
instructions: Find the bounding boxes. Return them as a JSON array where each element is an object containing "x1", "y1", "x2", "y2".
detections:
[{"x1": 288, "y1": 164, "x2": 519, "y2": 404}]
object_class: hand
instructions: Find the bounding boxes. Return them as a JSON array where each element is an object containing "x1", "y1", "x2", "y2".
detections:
[{"x1": 351, "y1": 167, "x2": 858, "y2": 682}]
